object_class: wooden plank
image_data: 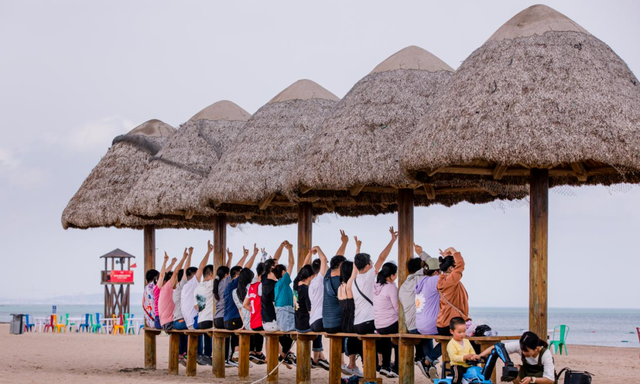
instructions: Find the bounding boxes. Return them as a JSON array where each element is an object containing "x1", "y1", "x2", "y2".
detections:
[
  {"x1": 186, "y1": 334, "x2": 199, "y2": 377},
  {"x1": 259, "y1": 193, "x2": 276, "y2": 210},
  {"x1": 329, "y1": 336, "x2": 342, "y2": 384},
  {"x1": 397, "y1": 189, "x2": 414, "y2": 334},
  {"x1": 297, "y1": 203, "x2": 313, "y2": 271},
  {"x1": 300, "y1": 186, "x2": 312, "y2": 194},
  {"x1": 423, "y1": 184, "x2": 436, "y2": 200},
  {"x1": 492, "y1": 164, "x2": 508, "y2": 180},
  {"x1": 144, "y1": 329, "x2": 157, "y2": 370},
  {"x1": 266, "y1": 335, "x2": 280, "y2": 383},
  {"x1": 168, "y1": 333, "x2": 180, "y2": 375},
  {"x1": 570, "y1": 162, "x2": 588, "y2": 182},
  {"x1": 238, "y1": 334, "x2": 251, "y2": 380},
  {"x1": 349, "y1": 184, "x2": 365, "y2": 196},
  {"x1": 530, "y1": 168, "x2": 549, "y2": 339},
  {"x1": 212, "y1": 335, "x2": 225, "y2": 378},
  {"x1": 185, "y1": 210, "x2": 195, "y2": 220},
  {"x1": 428, "y1": 167, "x2": 445, "y2": 176},
  {"x1": 296, "y1": 336, "x2": 312, "y2": 384},
  {"x1": 325, "y1": 199, "x2": 335, "y2": 211},
  {"x1": 362, "y1": 338, "x2": 377, "y2": 380}
]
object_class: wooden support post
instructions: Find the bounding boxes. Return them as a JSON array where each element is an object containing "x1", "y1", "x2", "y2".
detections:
[
  {"x1": 297, "y1": 203, "x2": 313, "y2": 271},
  {"x1": 266, "y1": 335, "x2": 280, "y2": 383},
  {"x1": 238, "y1": 333, "x2": 251, "y2": 380},
  {"x1": 144, "y1": 329, "x2": 157, "y2": 370},
  {"x1": 168, "y1": 332, "x2": 180, "y2": 375},
  {"x1": 329, "y1": 336, "x2": 342, "y2": 384},
  {"x1": 530, "y1": 168, "x2": 549, "y2": 339},
  {"x1": 213, "y1": 215, "x2": 227, "y2": 316},
  {"x1": 186, "y1": 334, "x2": 199, "y2": 377},
  {"x1": 296, "y1": 335, "x2": 314, "y2": 384},
  {"x1": 398, "y1": 189, "x2": 414, "y2": 384},
  {"x1": 362, "y1": 338, "x2": 378, "y2": 380},
  {"x1": 212, "y1": 334, "x2": 226, "y2": 378}
]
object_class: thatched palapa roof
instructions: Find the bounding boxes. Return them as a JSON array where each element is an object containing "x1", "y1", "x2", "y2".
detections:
[
  {"x1": 200, "y1": 79, "x2": 339, "y2": 219},
  {"x1": 62, "y1": 119, "x2": 187, "y2": 230},
  {"x1": 286, "y1": 46, "x2": 526, "y2": 215},
  {"x1": 401, "y1": 5, "x2": 640, "y2": 187},
  {"x1": 123, "y1": 101, "x2": 279, "y2": 226}
]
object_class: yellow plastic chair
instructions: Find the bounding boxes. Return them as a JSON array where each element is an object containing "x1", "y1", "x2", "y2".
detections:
[
  {"x1": 54, "y1": 314, "x2": 67, "y2": 333},
  {"x1": 112, "y1": 314, "x2": 125, "y2": 335}
]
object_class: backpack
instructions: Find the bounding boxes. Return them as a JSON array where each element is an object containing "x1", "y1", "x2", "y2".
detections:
[{"x1": 556, "y1": 368, "x2": 594, "y2": 384}]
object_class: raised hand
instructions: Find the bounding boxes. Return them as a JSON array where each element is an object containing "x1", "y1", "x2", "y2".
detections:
[
  {"x1": 389, "y1": 226, "x2": 398, "y2": 241},
  {"x1": 311, "y1": 246, "x2": 320, "y2": 254},
  {"x1": 283, "y1": 241, "x2": 293, "y2": 251},
  {"x1": 207, "y1": 240, "x2": 213, "y2": 253},
  {"x1": 164, "y1": 252, "x2": 169, "y2": 262},
  {"x1": 171, "y1": 257, "x2": 178, "y2": 264},
  {"x1": 355, "y1": 236, "x2": 362, "y2": 249},
  {"x1": 253, "y1": 243, "x2": 259, "y2": 255},
  {"x1": 188, "y1": 247, "x2": 194, "y2": 255},
  {"x1": 227, "y1": 248, "x2": 233, "y2": 258},
  {"x1": 340, "y1": 229, "x2": 349, "y2": 244},
  {"x1": 243, "y1": 246, "x2": 249, "y2": 257},
  {"x1": 414, "y1": 243, "x2": 423, "y2": 255}
]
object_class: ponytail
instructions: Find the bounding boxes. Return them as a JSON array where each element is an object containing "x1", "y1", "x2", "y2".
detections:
[
  {"x1": 213, "y1": 266, "x2": 230, "y2": 301},
  {"x1": 236, "y1": 268, "x2": 254, "y2": 301},
  {"x1": 376, "y1": 262, "x2": 397, "y2": 285},
  {"x1": 294, "y1": 265, "x2": 314, "y2": 291}
]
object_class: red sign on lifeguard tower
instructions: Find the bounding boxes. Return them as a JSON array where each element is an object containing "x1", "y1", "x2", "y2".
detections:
[{"x1": 110, "y1": 270, "x2": 134, "y2": 283}]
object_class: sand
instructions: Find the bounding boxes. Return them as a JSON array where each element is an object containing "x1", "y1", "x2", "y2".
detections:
[{"x1": 1, "y1": 324, "x2": 638, "y2": 384}]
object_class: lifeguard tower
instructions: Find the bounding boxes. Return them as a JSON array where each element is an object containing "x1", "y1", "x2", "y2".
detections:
[{"x1": 100, "y1": 249, "x2": 135, "y2": 318}]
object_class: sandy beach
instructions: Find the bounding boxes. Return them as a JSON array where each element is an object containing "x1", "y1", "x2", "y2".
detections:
[{"x1": 1, "y1": 324, "x2": 638, "y2": 384}]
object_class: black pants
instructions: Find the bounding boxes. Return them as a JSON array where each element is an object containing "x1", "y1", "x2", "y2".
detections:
[
  {"x1": 354, "y1": 320, "x2": 375, "y2": 335},
  {"x1": 251, "y1": 326, "x2": 264, "y2": 352},
  {"x1": 224, "y1": 317, "x2": 242, "y2": 357},
  {"x1": 280, "y1": 335, "x2": 293, "y2": 354},
  {"x1": 376, "y1": 322, "x2": 398, "y2": 368},
  {"x1": 214, "y1": 318, "x2": 231, "y2": 361},
  {"x1": 452, "y1": 365, "x2": 468, "y2": 384},
  {"x1": 197, "y1": 320, "x2": 213, "y2": 356},
  {"x1": 310, "y1": 319, "x2": 324, "y2": 352}
]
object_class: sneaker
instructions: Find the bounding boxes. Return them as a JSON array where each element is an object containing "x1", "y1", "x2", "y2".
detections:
[
  {"x1": 226, "y1": 359, "x2": 238, "y2": 367},
  {"x1": 341, "y1": 365, "x2": 364, "y2": 377},
  {"x1": 283, "y1": 352, "x2": 296, "y2": 366},
  {"x1": 376, "y1": 365, "x2": 381, "y2": 373},
  {"x1": 429, "y1": 366, "x2": 439, "y2": 380},
  {"x1": 386, "y1": 367, "x2": 399, "y2": 378},
  {"x1": 311, "y1": 358, "x2": 320, "y2": 369},
  {"x1": 379, "y1": 367, "x2": 390, "y2": 377},
  {"x1": 250, "y1": 353, "x2": 266, "y2": 364},
  {"x1": 417, "y1": 360, "x2": 431, "y2": 378},
  {"x1": 204, "y1": 356, "x2": 212, "y2": 366},
  {"x1": 231, "y1": 351, "x2": 239, "y2": 362},
  {"x1": 196, "y1": 355, "x2": 206, "y2": 366},
  {"x1": 317, "y1": 358, "x2": 330, "y2": 371},
  {"x1": 179, "y1": 354, "x2": 187, "y2": 367}
]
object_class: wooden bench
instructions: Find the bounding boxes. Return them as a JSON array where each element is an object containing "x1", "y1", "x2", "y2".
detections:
[{"x1": 145, "y1": 327, "x2": 521, "y2": 383}]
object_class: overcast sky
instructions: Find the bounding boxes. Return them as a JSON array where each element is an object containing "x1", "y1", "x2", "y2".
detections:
[{"x1": 1, "y1": 0, "x2": 638, "y2": 309}]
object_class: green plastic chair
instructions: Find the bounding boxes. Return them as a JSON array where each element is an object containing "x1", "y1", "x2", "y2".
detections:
[{"x1": 549, "y1": 325, "x2": 569, "y2": 355}]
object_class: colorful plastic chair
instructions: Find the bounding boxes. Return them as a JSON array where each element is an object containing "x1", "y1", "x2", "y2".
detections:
[
  {"x1": 24, "y1": 314, "x2": 35, "y2": 332},
  {"x1": 54, "y1": 314, "x2": 67, "y2": 333},
  {"x1": 549, "y1": 325, "x2": 569, "y2": 355},
  {"x1": 112, "y1": 314, "x2": 125, "y2": 335},
  {"x1": 78, "y1": 314, "x2": 90, "y2": 333},
  {"x1": 92, "y1": 313, "x2": 102, "y2": 334},
  {"x1": 43, "y1": 315, "x2": 54, "y2": 333}
]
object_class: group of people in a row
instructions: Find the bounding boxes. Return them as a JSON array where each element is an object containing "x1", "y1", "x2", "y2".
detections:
[{"x1": 143, "y1": 228, "x2": 556, "y2": 384}]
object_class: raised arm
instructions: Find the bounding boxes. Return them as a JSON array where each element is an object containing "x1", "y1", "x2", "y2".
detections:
[
  {"x1": 354, "y1": 236, "x2": 362, "y2": 255},
  {"x1": 272, "y1": 242, "x2": 285, "y2": 262},
  {"x1": 440, "y1": 248, "x2": 465, "y2": 288},
  {"x1": 374, "y1": 226, "x2": 398, "y2": 273},
  {"x1": 235, "y1": 246, "x2": 249, "y2": 268},
  {"x1": 168, "y1": 249, "x2": 188, "y2": 287},
  {"x1": 313, "y1": 246, "x2": 328, "y2": 277},
  {"x1": 225, "y1": 247, "x2": 233, "y2": 268},
  {"x1": 284, "y1": 241, "x2": 295, "y2": 275},
  {"x1": 157, "y1": 252, "x2": 170, "y2": 289},
  {"x1": 414, "y1": 243, "x2": 433, "y2": 262},
  {"x1": 185, "y1": 246, "x2": 194, "y2": 269},
  {"x1": 301, "y1": 250, "x2": 312, "y2": 269},
  {"x1": 244, "y1": 243, "x2": 259, "y2": 270},
  {"x1": 195, "y1": 241, "x2": 213, "y2": 282},
  {"x1": 346, "y1": 261, "x2": 358, "y2": 296},
  {"x1": 335, "y1": 230, "x2": 348, "y2": 256}
]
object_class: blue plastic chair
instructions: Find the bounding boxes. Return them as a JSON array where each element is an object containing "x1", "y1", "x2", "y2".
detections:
[
  {"x1": 24, "y1": 314, "x2": 35, "y2": 332},
  {"x1": 78, "y1": 314, "x2": 90, "y2": 333},
  {"x1": 127, "y1": 314, "x2": 136, "y2": 335}
]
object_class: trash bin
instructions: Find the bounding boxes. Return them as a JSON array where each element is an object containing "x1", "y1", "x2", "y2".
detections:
[{"x1": 10, "y1": 314, "x2": 24, "y2": 335}]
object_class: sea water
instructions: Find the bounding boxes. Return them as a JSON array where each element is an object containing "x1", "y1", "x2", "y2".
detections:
[{"x1": 1, "y1": 305, "x2": 637, "y2": 348}]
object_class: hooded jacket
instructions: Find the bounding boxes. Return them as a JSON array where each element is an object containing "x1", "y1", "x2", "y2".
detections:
[
  {"x1": 398, "y1": 251, "x2": 432, "y2": 331},
  {"x1": 436, "y1": 252, "x2": 468, "y2": 328}
]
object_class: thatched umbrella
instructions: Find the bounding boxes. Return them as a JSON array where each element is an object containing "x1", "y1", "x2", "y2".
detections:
[
  {"x1": 285, "y1": 46, "x2": 527, "y2": 382},
  {"x1": 62, "y1": 119, "x2": 179, "y2": 230},
  {"x1": 200, "y1": 79, "x2": 339, "y2": 265},
  {"x1": 287, "y1": 46, "x2": 526, "y2": 215},
  {"x1": 401, "y1": 4, "x2": 640, "y2": 338},
  {"x1": 123, "y1": 101, "x2": 291, "y2": 227}
]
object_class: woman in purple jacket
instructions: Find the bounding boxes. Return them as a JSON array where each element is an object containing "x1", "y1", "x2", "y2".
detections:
[{"x1": 415, "y1": 257, "x2": 443, "y2": 371}]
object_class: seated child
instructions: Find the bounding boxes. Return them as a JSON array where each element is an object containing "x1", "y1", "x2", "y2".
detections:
[{"x1": 446, "y1": 317, "x2": 481, "y2": 384}]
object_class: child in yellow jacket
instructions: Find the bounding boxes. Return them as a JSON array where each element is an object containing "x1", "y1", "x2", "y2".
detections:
[{"x1": 447, "y1": 317, "x2": 481, "y2": 384}]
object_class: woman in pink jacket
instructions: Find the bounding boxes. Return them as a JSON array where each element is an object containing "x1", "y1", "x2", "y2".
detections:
[{"x1": 373, "y1": 262, "x2": 399, "y2": 378}]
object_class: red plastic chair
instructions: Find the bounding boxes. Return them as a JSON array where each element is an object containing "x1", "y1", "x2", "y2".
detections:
[{"x1": 43, "y1": 315, "x2": 55, "y2": 333}]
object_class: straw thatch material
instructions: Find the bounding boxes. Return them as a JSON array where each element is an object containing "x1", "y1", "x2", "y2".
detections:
[
  {"x1": 200, "y1": 80, "x2": 339, "y2": 217},
  {"x1": 124, "y1": 101, "x2": 249, "y2": 223},
  {"x1": 285, "y1": 46, "x2": 526, "y2": 215},
  {"x1": 61, "y1": 120, "x2": 193, "y2": 230},
  {"x1": 401, "y1": 5, "x2": 640, "y2": 187}
]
